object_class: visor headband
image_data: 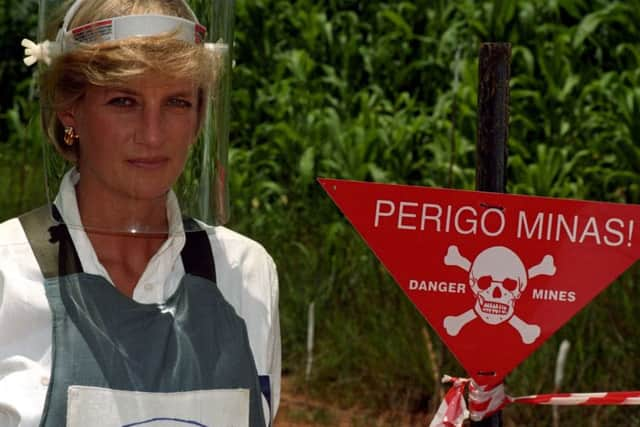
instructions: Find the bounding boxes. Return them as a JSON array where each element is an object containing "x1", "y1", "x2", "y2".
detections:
[
  {"x1": 59, "y1": 0, "x2": 201, "y2": 34},
  {"x1": 22, "y1": 0, "x2": 212, "y2": 66},
  {"x1": 64, "y1": 15, "x2": 206, "y2": 48}
]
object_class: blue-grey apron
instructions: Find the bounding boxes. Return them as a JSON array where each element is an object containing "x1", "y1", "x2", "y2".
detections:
[{"x1": 19, "y1": 205, "x2": 266, "y2": 427}]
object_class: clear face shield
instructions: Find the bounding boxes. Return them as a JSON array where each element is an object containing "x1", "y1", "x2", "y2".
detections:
[{"x1": 32, "y1": 0, "x2": 233, "y2": 236}]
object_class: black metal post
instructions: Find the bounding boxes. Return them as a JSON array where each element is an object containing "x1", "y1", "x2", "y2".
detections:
[{"x1": 471, "y1": 42, "x2": 511, "y2": 427}]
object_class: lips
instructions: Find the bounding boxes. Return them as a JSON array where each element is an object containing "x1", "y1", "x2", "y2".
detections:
[{"x1": 127, "y1": 157, "x2": 169, "y2": 169}]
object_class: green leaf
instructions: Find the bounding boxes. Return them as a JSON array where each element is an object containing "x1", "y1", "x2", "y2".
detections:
[
  {"x1": 299, "y1": 146, "x2": 316, "y2": 184},
  {"x1": 378, "y1": 8, "x2": 413, "y2": 37}
]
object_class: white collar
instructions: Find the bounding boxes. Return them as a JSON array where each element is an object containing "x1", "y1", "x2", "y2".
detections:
[
  {"x1": 52, "y1": 168, "x2": 186, "y2": 301},
  {"x1": 53, "y1": 168, "x2": 184, "y2": 236}
]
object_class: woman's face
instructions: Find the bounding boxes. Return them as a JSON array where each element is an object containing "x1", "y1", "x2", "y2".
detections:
[{"x1": 60, "y1": 74, "x2": 200, "y2": 203}]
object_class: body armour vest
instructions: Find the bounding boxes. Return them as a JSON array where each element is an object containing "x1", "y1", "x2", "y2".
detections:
[{"x1": 19, "y1": 205, "x2": 266, "y2": 427}]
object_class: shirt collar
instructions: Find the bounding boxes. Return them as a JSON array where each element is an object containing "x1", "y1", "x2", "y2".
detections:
[
  {"x1": 52, "y1": 168, "x2": 187, "y2": 302},
  {"x1": 53, "y1": 168, "x2": 185, "y2": 236}
]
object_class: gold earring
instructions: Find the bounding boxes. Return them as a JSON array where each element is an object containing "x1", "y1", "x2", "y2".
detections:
[{"x1": 64, "y1": 126, "x2": 79, "y2": 146}]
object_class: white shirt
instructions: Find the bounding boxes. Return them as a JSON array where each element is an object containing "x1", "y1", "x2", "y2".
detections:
[{"x1": 0, "y1": 170, "x2": 280, "y2": 426}]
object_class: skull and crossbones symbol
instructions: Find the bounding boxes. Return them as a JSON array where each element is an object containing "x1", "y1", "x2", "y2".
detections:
[{"x1": 442, "y1": 245, "x2": 556, "y2": 344}]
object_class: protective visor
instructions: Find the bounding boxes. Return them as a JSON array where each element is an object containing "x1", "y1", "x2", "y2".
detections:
[{"x1": 30, "y1": 0, "x2": 233, "y2": 235}]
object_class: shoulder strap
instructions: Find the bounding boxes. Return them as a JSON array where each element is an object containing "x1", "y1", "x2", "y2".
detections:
[
  {"x1": 181, "y1": 218, "x2": 217, "y2": 282},
  {"x1": 19, "y1": 204, "x2": 83, "y2": 278}
]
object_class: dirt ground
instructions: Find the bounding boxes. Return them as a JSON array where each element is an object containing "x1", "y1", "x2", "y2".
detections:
[{"x1": 273, "y1": 376, "x2": 434, "y2": 427}]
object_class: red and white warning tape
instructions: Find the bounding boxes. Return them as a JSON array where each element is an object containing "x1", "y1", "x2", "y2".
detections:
[
  {"x1": 512, "y1": 392, "x2": 640, "y2": 406},
  {"x1": 429, "y1": 375, "x2": 640, "y2": 427}
]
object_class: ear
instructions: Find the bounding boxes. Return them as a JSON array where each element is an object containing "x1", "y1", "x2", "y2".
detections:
[{"x1": 56, "y1": 107, "x2": 77, "y2": 129}]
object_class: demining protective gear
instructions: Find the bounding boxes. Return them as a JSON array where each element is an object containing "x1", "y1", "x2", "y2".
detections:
[
  {"x1": 27, "y1": 0, "x2": 234, "y2": 232},
  {"x1": 20, "y1": 204, "x2": 266, "y2": 426},
  {"x1": 0, "y1": 170, "x2": 281, "y2": 426}
]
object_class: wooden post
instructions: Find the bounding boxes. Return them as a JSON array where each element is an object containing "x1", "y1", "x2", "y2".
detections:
[
  {"x1": 476, "y1": 42, "x2": 510, "y2": 194},
  {"x1": 471, "y1": 42, "x2": 511, "y2": 427}
]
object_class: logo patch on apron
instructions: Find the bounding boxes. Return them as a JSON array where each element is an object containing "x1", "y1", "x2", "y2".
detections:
[{"x1": 66, "y1": 386, "x2": 250, "y2": 427}]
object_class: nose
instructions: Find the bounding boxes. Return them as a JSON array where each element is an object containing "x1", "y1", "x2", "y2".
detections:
[
  {"x1": 138, "y1": 105, "x2": 164, "y2": 147},
  {"x1": 492, "y1": 284, "x2": 502, "y2": 298}
]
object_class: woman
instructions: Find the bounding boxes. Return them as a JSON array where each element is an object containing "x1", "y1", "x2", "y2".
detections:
[{"x1": 0, "y1": 0, "x2": 280, "y2": 426}]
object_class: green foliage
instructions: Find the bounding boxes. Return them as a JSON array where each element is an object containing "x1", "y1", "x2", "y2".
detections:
[
  {"x1": 0, "y1": 84, "x2": 46, "y2": 217},
  {"x1": 2, "y1": 0, "x2": 640, "y2": 424},
  {"x1": 226, "y1": 1, "x2": 640, "y2": 424},
  {"x1": 0, "y1": 0, "x2": 38, "y2": 114}
]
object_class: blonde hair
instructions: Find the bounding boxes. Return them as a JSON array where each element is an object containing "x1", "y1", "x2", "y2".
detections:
[{"x1": 40, "y1": 0, "x2": 218, "y2": 161}]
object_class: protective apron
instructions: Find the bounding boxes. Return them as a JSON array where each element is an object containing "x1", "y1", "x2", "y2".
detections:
[{"x1": 19, "y1": 205, "x2": 266, "y2": 427}]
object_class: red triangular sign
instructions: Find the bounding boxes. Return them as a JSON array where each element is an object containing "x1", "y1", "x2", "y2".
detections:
[{"x1": 319, "y1": 178, "x2": 640, "y2": 385}]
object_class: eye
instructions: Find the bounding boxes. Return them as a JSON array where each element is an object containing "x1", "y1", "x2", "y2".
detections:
[
  {"x1": 168, "y1": 97, "x2": 193, "y2": 108},
  {"x1": 502, "y1": 278, "x2": 519, "y2": 292},
  {"x1": 108, "y1": 97, "x2": 136, "y2": 107},
  {"x1": 476, "y1": 276, "x2": 492, "y2": 290}
]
